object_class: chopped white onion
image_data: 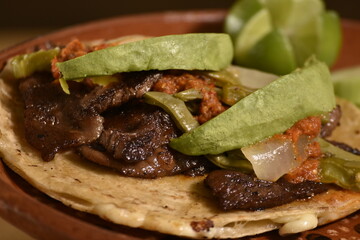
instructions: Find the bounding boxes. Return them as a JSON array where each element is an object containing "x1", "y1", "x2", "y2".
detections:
[{"x1": 241, "y1": 136, "x2": 310, "y2": 181}]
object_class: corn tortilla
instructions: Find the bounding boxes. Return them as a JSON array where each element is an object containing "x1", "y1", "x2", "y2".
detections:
[{"x1": 0, "y1": 66, "x2": 360, "y2": 239}]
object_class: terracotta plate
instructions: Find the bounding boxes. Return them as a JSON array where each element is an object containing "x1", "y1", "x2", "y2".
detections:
[{"x1": 0, "y1": 10, "x2": 360, "y2": 240}]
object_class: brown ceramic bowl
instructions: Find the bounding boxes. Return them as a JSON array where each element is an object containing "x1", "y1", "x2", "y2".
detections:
[{"x1": 0, "y1": 10, "x2": 360, "y2": 240}]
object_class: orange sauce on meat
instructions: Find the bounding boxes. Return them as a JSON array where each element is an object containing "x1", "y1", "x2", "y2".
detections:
[
  {"x1": 276, "y1": 116, "x2": 322, "y2": 143},
  {"x1": 51, "y1": 39, "x2": 90, "y2": 79},
  {"x1": 152, "y1": 72, "x2": 226, "y2": 123},
  {"x1": 274, "y1": 116, "x2": 323, "y2": 183},
  {"x1": 285, "y1": 157, "x2": 321, "y2": 183}
]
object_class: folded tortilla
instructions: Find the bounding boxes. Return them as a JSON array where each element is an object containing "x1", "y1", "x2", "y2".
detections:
[{"x1": 0, "y1": 67, "x2": 360, "y2": 239}]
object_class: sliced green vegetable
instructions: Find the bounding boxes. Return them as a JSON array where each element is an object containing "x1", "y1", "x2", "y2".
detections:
[
  {"x1": 59, "y1": 78, "x2": 70, "y2": 94},
  {"x1": 91, "y1": 75, "x2": 119, "y2": 86},
  {"x1": 221, "y1": 84, "x2": 253, "y2": 106},
  {"x1": 208, "y1": 65, "x2": 278, "y2": 89},
  {"x1": 59, "y1": 75, "x2": 119, "y2": 94},
  {"x1": 57, "y1": 33, "x2": 233, "y2": 80},
  {"x1": 206, "y1": 65, "x2": 277, "y2": 105},
  {"x1": 170, "y1": 58, "x2": 335, "y2": 155},
  {"x1": 173, "y1": 89, "x2": 203, "y2": 102},
  {"x1": 143, "y1": 91, "x2": 199, "y2": 133},
  {"x1": 206, "y1": 150, "x2": 253, "y2": 173},
  {"x1": 319, "y1": 139, "x2": 360, "y2": 191},
  {"x1": 10, "y1": 48, "x2": 59, "y2": 79}
]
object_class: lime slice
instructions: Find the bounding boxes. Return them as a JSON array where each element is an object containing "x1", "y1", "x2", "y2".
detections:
[
  {"x1": 316, "y1": 11, "x2": 342, "y2": 66},
  {"x1": 234, "y1": 8, "x2": 272, "y2": 64},
  {"x1": 224, "y1": 0, "x2": 263, "y2": 40},
  {"x1": 247, "y1": 29, "x2": 297, "y2": 75},
  {"x1": 332, "y1": 66, "x2": 360, "y2": 107}
]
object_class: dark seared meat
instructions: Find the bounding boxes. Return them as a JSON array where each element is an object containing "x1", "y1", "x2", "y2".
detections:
[
  {"x1": 77, "y1": 102, "x2": 212, "y2": 178},
  {"x1": 98, "y1": 102, "x2": 176, "y2": 162},
  {"x1": 205, "y1": 170, "x2": 329, "y2": 211},
  {"x1": 19, "y1": 73, "x2": 103, "y2": 161},
  {"x1": 19, "y1": 71, "x2": 161, "y2": 161},
  {"x1": 80, "y1": 72, "x2": 162, "y2": 113},
  {"x1": 321, "y1": 105, "x2": 341, "y2": 138},
  {"x1": 78, "y1": 144, "x2": 210, "y2": 178}
]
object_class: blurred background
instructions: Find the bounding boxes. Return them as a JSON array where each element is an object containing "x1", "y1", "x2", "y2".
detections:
[{"x1": 0, "y1": 0, "x2": 359, "y2": 50}]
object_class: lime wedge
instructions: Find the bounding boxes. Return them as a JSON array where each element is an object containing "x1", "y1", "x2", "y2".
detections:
[
  {"x1": 264, "y1": 0, "x2": 324, "y2": 66},
  {"x1": 316, "y1": 11, "x2": 342, "y2": 66},
  {"x1": 278, "y1": 0, "x2": 324, "y2": 33},
  {"x1": 247, "y1": 29, "x2": 297, "y2": 75},
  {"x1": 224, "y1": 0, "x2": 263, "y2": 40},
  {"x1": 226, "y1": 0, "x2": 341, "y2": 75},
  {"x1": 289, "y1": 14, "x2": 321, "y2": 66},
  {"x1": 332, "y1": 66, "x2": 360, "y2": 107},
  {"x1": 261, "y1": 0, "x2": 293, "y2": 28},
  {"x1": 234, "y1": 8, "x2": 272, "y2": 64}
]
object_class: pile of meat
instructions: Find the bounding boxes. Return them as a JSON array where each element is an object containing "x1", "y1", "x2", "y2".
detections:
[{"x1": 19, "y1": 71, "x2": 216, "y2": 178}]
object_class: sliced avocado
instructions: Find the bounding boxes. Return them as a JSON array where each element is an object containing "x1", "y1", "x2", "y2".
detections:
[
  {"x1": 170, "y1": 58, "x2": 335, "y2": 155},
  {"x1": 57, "y1": 33, "x2": 233, "y2": 80}
]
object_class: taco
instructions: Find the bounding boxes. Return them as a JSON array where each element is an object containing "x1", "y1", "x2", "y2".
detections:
[{"x1": 0, "y1": 33, "x2": 360, "y2": 239}]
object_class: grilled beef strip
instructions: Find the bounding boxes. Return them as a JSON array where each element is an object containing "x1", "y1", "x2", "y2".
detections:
[
  {"x1": 19, "y1": 71, "x2": 212, "y2": 177},
  {"x1": 205, "y1": 170, "x2": 329, "y2": 211},
  {"x1": 80, "y1": 71, "x2": 162, "y2": 113},
  {"x1": 19, "y1": 73, "x2": 103, "y2": 161},
  {"x1": 77, "y1": 101, "x2": 211, "y2": 178},
  {"x1": 19, "y1": 72, "x2": 162, "y2": 161}
]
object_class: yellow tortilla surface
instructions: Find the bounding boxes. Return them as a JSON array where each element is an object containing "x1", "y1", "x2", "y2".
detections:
[
  {"x1": 328, "y1": 97, "x2": 360, "y2": 149},
  {"x1": 1, "y1": 68, "x2": 360, "y2": 239}
]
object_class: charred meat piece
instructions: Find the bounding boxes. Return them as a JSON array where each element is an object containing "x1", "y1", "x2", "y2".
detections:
[
  {"x1": 77, "y1": 102, "x2": 212, "y2": 178},
  {"x1": 321, "y1": 105, "x2": 342, "y2": 138},
  {"x1": 99, "y1": 102, "x2": 178, "y2": 162},
  {"x1": 205, "y1": 170, "x2": 329, "y2": 211},
  {"x1": 19, "y1": 73, "x2": 103, "y2": 161},
  {"x1": 20, "y1": 71, "x2": 161, "y2": 161},
  {"x1": 80, "y1": 72, "x2": 162, "y2": 113}
]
